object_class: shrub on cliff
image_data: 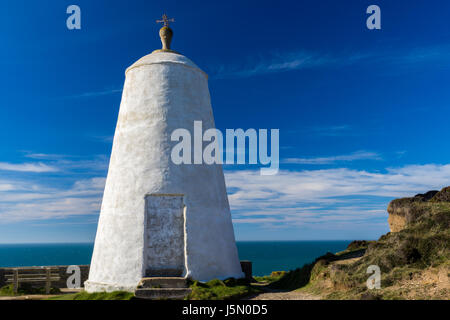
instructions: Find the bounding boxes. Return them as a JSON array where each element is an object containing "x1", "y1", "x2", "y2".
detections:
[
  {"x1": 271, "y1": 188, "x2": 449, "y2": 299},
  {"x1": 431, "y1": 186, "x2": 450, "y2": 202}
]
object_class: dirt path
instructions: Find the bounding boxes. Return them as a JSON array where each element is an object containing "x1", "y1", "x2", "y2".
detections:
[
  {"x1": 0, "y1": 289, "x2": 81, "y2": 300},
  {"x1": 0, "y1": 294, "x2": 59, "y2": 300},
  {"x1": 247, "y1": 284, "x2": 321, "y2": 300},
  {"x1": 250, "y1": 290, "x2": 321, "y2": 300}
]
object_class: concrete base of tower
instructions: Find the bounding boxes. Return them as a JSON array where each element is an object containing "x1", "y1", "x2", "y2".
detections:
[{"x1": 84, "y1": 280, "x2": 138, "y2": 293}]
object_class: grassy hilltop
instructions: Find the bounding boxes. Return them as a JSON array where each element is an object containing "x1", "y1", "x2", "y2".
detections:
[{"x1": 269, "y1": 186, "x2": 450, "y2": 299}]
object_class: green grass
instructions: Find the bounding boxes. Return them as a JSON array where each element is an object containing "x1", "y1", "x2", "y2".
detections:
[
  {"x1": 48, "y1": 291, "x2": 135, "y2": 300},
  {"x1": 0, "y1": 284, "x2": 61, "y2": 296},
  {"x1": 264, "y1": 201, "x2": 449, "y2": 300},
  {"x1": 316, "y1": 201, "x2": 449, "y2": 300},
  {"x1": 0, "y1": 284, "x2": 16, "y2": 296},
  {"x1": 49, "y1": 279, "x2": 259, "y2": 300},
  {"x1": 335, "y1": 240, "x2": 373, "y2": 256},
  {"x1": 268, "y1": 252, "x2": 339, "y2": 291},
  {"x1": 268, "y1": 264, "x2": 314, "y2": 291},
  {"x1": 187, "y1": 278, "x2": 261, "y2": 300},
  {"x1": 253, "y1": 272, "x2": 285, "y2": 283}
]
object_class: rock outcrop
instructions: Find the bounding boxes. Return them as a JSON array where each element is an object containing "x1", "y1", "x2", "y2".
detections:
[
  {"x1": 431, "y1": 186, "x2": 450, "y2": 202},
  {"x1": 271, "y1": 188, "x2": 450, "y2": 300},
  {"x1": 386, "y1": 188, "x2": 449, "y2": 232}
]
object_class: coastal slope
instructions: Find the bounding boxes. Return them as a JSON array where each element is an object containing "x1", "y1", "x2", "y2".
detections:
[{"x1": 269, "y1": 187, "x2": 450, "y2": 300}]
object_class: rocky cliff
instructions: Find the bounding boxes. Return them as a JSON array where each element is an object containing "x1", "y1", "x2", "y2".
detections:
[
  {"x1": 387, "y1": 187, "x2": 450, "y2": 232},
  {"x1": 270, "y1": 187, "x2": 450, "y2": 299}
]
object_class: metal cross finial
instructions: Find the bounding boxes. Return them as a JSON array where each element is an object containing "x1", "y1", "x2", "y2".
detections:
[{"x1": 156, "y1": 14, "x2": 175, "y2": 27}]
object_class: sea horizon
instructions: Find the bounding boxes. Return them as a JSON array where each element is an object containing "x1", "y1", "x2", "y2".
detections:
[
  {"x1": 0, "y1": 239, "x2": 367, "y2": 245},
  {"x1": 0, "y1": 240, "x2": 356, "y2": 276}
]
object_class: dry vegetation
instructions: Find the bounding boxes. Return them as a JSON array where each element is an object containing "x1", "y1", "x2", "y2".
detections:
[{"x1": 268, "y1": 188, "x2": 450, "y2": 300}]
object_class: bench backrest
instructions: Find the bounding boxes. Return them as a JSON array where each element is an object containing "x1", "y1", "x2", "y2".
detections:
[{"x1": 3, "y1": 267, "x2": 61, "y2": 294}]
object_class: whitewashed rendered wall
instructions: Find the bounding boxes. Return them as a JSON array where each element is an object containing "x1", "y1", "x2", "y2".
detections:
[{"x1": 85, "y1": 52, "x2": 243, "y2": 292}]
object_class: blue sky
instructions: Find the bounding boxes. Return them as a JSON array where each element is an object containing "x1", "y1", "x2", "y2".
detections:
[{"x1": 1, "y1": 0, "x2": 450, "y2": 243}]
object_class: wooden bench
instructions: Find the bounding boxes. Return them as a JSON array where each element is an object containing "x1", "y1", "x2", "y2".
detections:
[{"x1": 4, "y1": 267, "x2": 61, "y2": 294}]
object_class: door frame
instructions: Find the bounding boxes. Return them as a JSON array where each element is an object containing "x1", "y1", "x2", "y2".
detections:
[{"x1": 143, "y1": 194, "x2": 187, "y2": 277}]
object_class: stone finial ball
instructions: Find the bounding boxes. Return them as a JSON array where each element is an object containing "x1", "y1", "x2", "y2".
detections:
[{"x1": 159, "y1": 26, "x2": 173, "y2": 50}]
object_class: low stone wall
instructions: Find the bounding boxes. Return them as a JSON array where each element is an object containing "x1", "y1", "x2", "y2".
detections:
[
  {"x1": 0, "y1": 261, "x2": 252, "y2": 289},
  {"x1": 240, "y1": 261, "x2": 252, "y2": 280},
  {"x1": 0, "y1": 265, "x2": 90, "y2": 289}
]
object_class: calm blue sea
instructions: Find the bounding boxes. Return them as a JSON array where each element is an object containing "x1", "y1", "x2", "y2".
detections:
[{"x1": 0, "y1": 241, "x2": 351, "y2": 276}]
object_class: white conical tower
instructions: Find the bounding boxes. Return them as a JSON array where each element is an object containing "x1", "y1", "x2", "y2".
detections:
[{"x1": 85, "y1": 17, "x2": 244, "y2": 292}]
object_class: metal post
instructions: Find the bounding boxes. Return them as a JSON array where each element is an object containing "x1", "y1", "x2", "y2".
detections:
[
  {"x1": 13, "y1": 269, "x2": 19, "y2": 294},
  {"x1": 45, "y1": 268, "x2": 51, "y2": 294}
]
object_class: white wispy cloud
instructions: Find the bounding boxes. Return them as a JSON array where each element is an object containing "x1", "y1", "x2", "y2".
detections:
[
  {"x1": 0, "y1": 177, "x2": 105, "y2": 222},
  {"x1": 282, "y1": 151, "x2": 382, "y2": 165},
  {"x1": 0, "y1": 162, "x2": 59, "y2": 173},
  {"x1": 0, "y1": 183, "x2": 16, "y2": 192},
  {"x1": 210, "y1": 44, "x2": 450, "y2": 79},
  {"x1": 54, "y1": 157, "x2": 109, "y2": 173},
  {"x1": 19, "y1": 153, "x2": 109, "y2": 173},
  {"x1": 0, "y1": 153, "x2": 109, "y2": 222},
  {"x1": 1, "y1": 154, "x2": 449, "y2": 238},
  {"x1": 393, "y1": 45, "x2": 450, "y2": 65},
  {"x1": 212, "y1": 51, "x2": 334, "y2": 79},
  {"x1": 307, "y1": 125, "x2": 354, "y2": 137},
  {"x1": 227, "y1": 164, "x2": 450, "y2": 204},
  {"x1": 24, "y1": 153, "x2": 69, "y2": 160},
  {"x1": 89, "y1": 135, "x2": 114, "y2": 144},
  {"x1": 224, "y1": 164, "x2": 450, "y2": 228},
  {"x1": 59, "y1": 88, "x2": 122, "y2": 100}
]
